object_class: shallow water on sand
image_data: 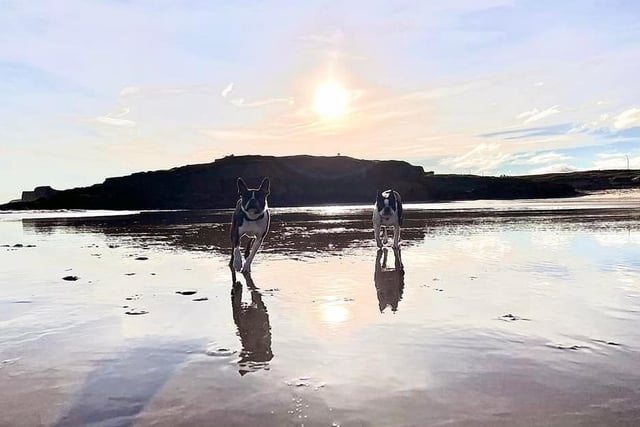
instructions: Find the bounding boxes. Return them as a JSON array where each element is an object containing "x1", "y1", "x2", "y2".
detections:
[{"x1": 1, "y1": 192, "x2": 640, "y2": 426}]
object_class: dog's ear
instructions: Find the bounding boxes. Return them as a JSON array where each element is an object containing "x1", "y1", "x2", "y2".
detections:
[
  {"x1": 259, "y1": 177, "x2": 270, "y2": 195},
  {"x1": 237, "y1": 178, "x2": 248, "y2": 194}
]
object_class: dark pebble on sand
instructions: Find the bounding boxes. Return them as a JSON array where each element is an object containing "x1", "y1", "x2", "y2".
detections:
[
  {"x1": 594, "y1": 339, "x2": 622, "y2": 346},
  {"x1": 108, "y1": 244, "x2": 118, "y2": 248},
  {"x1": 62, "y1": 275, "x2": 79, "y2": 281},
  {"x1": 13, "y1": 244, "x2": 23, "y2": 248},
  {"x1": 125, "y1": 309, "x2": 149, "y2": 315},
  {"x1": 500, "y1": 313, "x2": 530, "y2": 322},
  {"x1": 125, "y1": 273, "x2": 136, "y2": 276},
  {"x1": 176, "y1": 290, "x2": 197, "y2": 296},
  {"x1": 193, "y1": 297, "x2": 208, "y2": 301},
  {"x1": 546, "y1": 343, "x2": 588, "y2": 351},
  {"x1": 135, "y1": 256, "x2": 149, "y2": 261}
]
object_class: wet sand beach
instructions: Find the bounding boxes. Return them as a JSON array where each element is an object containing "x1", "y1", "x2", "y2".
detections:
[{"x1": 1, "y1": 191, "x2": 640, "y2": 426}]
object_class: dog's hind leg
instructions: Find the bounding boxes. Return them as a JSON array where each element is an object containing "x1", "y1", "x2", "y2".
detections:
[{"x1": 241, "y1": 233, "x2": 265, "y2": 273}]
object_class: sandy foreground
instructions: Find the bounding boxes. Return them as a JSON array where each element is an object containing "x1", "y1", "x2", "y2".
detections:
[{"x1": 1, "y1": 193, "x2": 640, "y2": 426}]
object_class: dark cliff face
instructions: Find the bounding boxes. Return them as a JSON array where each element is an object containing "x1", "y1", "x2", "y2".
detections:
[
  {"x1": 1, "y1": 155, "x2": 579, "y2": 210},
  {"x1": 20, "y1": 186, "x2": 59, "y2": 202}
]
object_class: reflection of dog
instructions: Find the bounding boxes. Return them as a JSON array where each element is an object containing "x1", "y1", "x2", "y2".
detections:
[
  {"x1": 230, "y1": 177, "x2": 271, "y2": 273},
  {"x1": 373, "y1": 189, "x2": 403, "y2": 248},
  {"x1": 374, "y1": 248, "x2": 405, "y2": 313},
  {"x1": 231, "y1": 272, "x2": 273, "y2": 376}
]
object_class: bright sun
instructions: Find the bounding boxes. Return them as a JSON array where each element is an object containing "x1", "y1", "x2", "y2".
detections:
[{"x1": 313, "y1": 81, "x2": 349, "y2": 119}]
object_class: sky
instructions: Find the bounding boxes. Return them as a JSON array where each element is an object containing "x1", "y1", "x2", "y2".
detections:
[{"x1": 1, "y1": 0, "x2": 640, "y2": 202}]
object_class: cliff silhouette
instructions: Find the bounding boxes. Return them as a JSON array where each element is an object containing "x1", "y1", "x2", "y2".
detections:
[{"x1": 4, "y1": 154, "x2": 623, "y2": 210}]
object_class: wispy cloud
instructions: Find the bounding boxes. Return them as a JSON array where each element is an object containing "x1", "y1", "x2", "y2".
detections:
[
  {"x1": 592, "y1": 152, "x2": 640, "y2": 169},
  {"x1": 613, "y1": 107, "x2": 640, "y2": 129},
  {"x1": 119, "y1": 86, "x2": 142, "y2": 97},
  {"x1": 221, "y1": 83, "x2": 234, "y2": 98},
  {"x1": 517, "y1": 105, "x2": 560, "y2": 124},
  {"x1": 439, "y1": 143, "x2": 513, "y2": 173},
  {"x1": 89, "y1": 106, "x2": 135, "y2": 128},
  {"x1": 529, "y1": 163, "x2": 578, "y2": 174},
  {"x1": 481, "y1": 124, "x2": 573, "y2": 140},
  {"x1": 229, "y1": 97, "x2": 294, "y2": 108},
  {"x1": 92, "y1": 116, "x2": 136, "y2": 127},
  {"x1": 513, "y1": 151, "x2": 573, "y2": 165},
  {"x1": 220, "y1": 82, "x2": 294, "y2": 108}
]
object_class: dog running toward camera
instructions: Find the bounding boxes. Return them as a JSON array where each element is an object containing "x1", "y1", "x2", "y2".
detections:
[
  {"x1": 373, "y1": 189, "x2": 403, "y2": 249},
  {"x1": 230, "y1": 177, "x2": 271, "y2": 273}
]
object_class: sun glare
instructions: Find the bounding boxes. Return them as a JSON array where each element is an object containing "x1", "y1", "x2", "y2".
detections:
[{"x1": 313, "y1": 81, "x2": 349, "y2": 119}]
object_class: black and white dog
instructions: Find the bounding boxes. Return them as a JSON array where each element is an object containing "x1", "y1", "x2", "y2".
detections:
[
  {"x1": 373, "y1": 189, "x2": 403, "y2": 249},
  {"x1": 230, "y1": 177, "x2": 271, "y2": 273}
]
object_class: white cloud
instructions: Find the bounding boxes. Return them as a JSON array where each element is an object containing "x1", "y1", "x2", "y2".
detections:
[
  {"x1": 90, "y1": 105, "x2": 135, "y2": 127},
  {"x1": 613, "y1": 107, "x2": 640, "y2": 129},
  {"x1": 529, "y1": 163, "x2": 578, "y2": 174},
  {"x1": 92, "y1": 116, "x2": 136, "y2": 127},
  {"x1": 439, "y1": 143, "x2": 513, "y2": 172},
  {"x1": 229, "y1": 97, "x2": 294, "y2": 108},
  {"x1": 513, "y1": 151, "x2": 572, "y2": 165},
  {"x1": 517, "y1": 105, "x2": 560, "y2": 124},
  {"x1": 592, "y1": 152, "x2": 640, "y2": 170},
  {"x1": 221, "y1": 83, "x2": 234, "y2": 98},
  {"x1": 119, "y1": 86, "x2": 142, "y2": 97}
]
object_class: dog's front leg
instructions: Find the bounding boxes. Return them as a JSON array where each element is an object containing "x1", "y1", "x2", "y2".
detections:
[
  {"x1": 241, "y1": 233, "x2": 265, "y2": 273},
  {"x1": 230, "y1": 225, "x2": 243, "y2": 272},
  {"x1": 232, "y1": 246, "x2": 243, "y2": 272},
  {"x1": 392, "y1": 225, "x2": 401, "y2": 249},
  {"x1": 373, "y1": 219, "x2": 383, "y2": 248}
]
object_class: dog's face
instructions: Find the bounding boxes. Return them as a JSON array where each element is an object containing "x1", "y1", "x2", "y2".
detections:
[
  {"x1": 376, "y1": 190, "x2": 398, "y2": 217},
  {"x1": 238, "y1": 177, "x2": 270, "y2": 215}
]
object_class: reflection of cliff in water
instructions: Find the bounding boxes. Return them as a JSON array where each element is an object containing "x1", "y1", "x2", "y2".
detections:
[
  {"x1": 20, "y1": 209, "x2": 429, "y2": 256},
  {"x1": 20, "y1": 206, "x2": 640, "y2": 256}
]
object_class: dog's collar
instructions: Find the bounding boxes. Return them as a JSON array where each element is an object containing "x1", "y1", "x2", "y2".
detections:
[{"x1": 241, "y1": 206, "x2": 266, "y2": 221}]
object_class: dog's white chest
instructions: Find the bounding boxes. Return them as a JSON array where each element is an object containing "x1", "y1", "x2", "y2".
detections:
[
  {"x1": 375, "y1": 210, "x2": 398, "y2": 226},
  {"x1": 238, "y1": 215, "x2": 269, "y2": 237},
  {"x1": 380, "y1": 214, "x2": 396, "y2": 225}
]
